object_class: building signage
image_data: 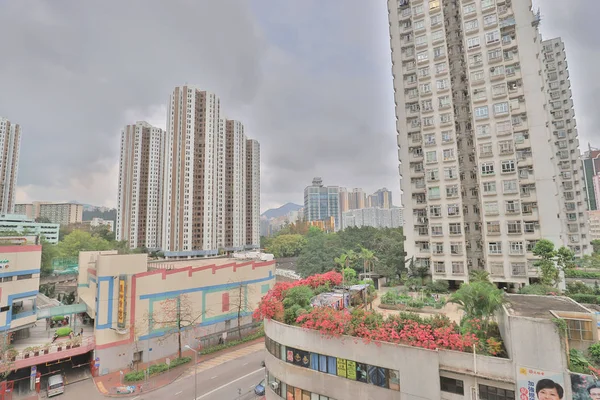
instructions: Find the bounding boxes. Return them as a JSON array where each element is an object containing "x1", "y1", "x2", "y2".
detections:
[
  {"x1": 117, "y1": 275, "x2": 127, "y2": 329},
  {"x1": 0, "y1": 259, "x2": 9, "y2": 269},
  {"x1": 571, "y1": 372, "x2": 600, "y2": 399},
  {"x1": 516, "y1": 366, "x2": 565, "y2": 400},
  {"x1": 285, "y1": 346, "x2": 310, "y2": 368},
  {"x1": 336, "y1": 358, "x2": 347, "y2": 378},
  {"x1": 346, "y1": 360, "x2": 357, "y2": 380}
]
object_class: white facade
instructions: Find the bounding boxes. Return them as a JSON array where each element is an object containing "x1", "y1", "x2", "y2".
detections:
[
  {"x1": 342, "y1": 207, "x2": 403, "y2": 229},
  {"x1": 161, "y1": 86, "x2": 260, "y2": 256},
  {"x1": 116, "y1": 121, "x2": 165, "y2": 249},
  {"x1": 0, "y1": 117, "x2": 21, "y2": 215},
  {"x1": 0, "y1": 214, "x2": 59, "y2": 243},
  {"x1": 90, "y1": 217, "x2": 114, "y2": 232},
  {"x1": 389, "y1": 0, "x2": 564, "y2": 285},
  {"x1": 541, "y1": 38, "x2": 590, "y2": 256}
]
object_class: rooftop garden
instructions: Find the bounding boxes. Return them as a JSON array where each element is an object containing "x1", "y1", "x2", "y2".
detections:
[{"x1": 254, "y1": 271, "x2": 507, "y2": 357}]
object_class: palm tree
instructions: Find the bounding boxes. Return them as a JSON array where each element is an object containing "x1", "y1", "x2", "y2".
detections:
[
  {"x1": 359, "y1": 247, "x2": 377, "y2": 275},
  {"x1": 469, "y1": 270, "x2": 491, "y2": 283},
  {"x1": 449, "y1": 281, "x2": 506, "y2": 330}
]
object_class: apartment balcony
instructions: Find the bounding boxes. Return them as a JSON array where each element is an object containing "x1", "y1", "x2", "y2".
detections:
[
  {"x1": 410, "y1": 168, "x2": 425, "y2": 178},
  {"x1": 508, "y1": 84, "x2": 524, "y2": 99},
  {"x1": 514, "y1": 137, "x2": 531, "y2": 150},
  {"x1": 517, "y1": 156, "x2": 533, "y2": 168},
  {"x1": 512, "y1": 118, "x2": 529, "y2": 133}
]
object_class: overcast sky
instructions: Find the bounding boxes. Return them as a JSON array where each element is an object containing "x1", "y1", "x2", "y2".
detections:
[{"x1": 0, "y1": 1, "x2": 597, "y2": 212}]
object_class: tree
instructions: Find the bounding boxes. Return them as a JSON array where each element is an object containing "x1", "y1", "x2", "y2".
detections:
[
  {"x1": 449, "y1": 281, "x2": 505, "y2": 330},
  {"x1": 469, "y1": 270, "x2": 491, "y2": 283},
  {"x1": 592, "y1": 240, "x2": 600, "y2": 255},
  {"x1": 359, "y1": 247, "x2": 377, "y2": 275},
  {"x1": 296, "y1": 229, "x2": 342, "y2": 277},
  {"x1": 0, "y1": 331, "x2": 16, "y2": 379},
  {"x1": 145, "y1": 294, "x2": 205, "y2": 358},
  {"x1": 55, "y1": 230, "x2": 112, "y2": 259},
  {"x1": 41, "y1": 238, "x2": 58, "y2": 277},
  {"x1": 532, "y1": 239, "x2": 559, "y2": 286},
  {"x1": 91, "y1": 225, "x2": 115, "y2": 242},
  {"x1": 556, "y1": 246, "x2": 576, "y2": 272},
  {"x1": 266, "y1": 234, "x2": 306, "y2": 258},
  {"x1": 229, "y1": 282, "x2": 257, "y2": 340}
]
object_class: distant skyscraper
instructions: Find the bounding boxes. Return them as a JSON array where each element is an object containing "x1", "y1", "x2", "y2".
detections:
[
  {"x1": 116, "y1": 121, "x2": 166, "y2": 249},
  {"x1": 304, "y1": 177, "x2": 340, "y2": 231},
  {"x1": 338, "y1": 188, "x2": 349, "y2": 213},
  {"x1": 0, "y1": 117, "x2": 20, "y2": 215},
  {"x1": 371, "y1": 188, "x2": 393, "y2": 209},
  {"x1": 348, "y1": 188, "x2": 367, "y2": 210},
  {"x1": 161, "y1": 86, "x2": 260, "y2": 255}
]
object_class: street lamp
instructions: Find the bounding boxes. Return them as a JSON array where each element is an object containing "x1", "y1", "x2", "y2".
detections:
[{"x1": 184, "y1": 345, "x2": 198, "y2": 400}]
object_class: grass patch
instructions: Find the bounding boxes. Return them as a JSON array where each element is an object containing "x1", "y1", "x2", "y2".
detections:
[
  {"x1": 123, "y1": 357, "x2": 192, "y2": 382},
  {"x1": 199, "y1": 327, "x2": 264, "y2": 356}
]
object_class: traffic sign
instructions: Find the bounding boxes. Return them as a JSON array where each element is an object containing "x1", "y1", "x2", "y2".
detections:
[{"x1": 30, "y1": 366, "x2": 36, "y2": 376}]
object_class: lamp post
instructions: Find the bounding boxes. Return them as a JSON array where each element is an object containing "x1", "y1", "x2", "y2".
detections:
[{"x1": 184, "y1": 345, "x2": 198, "y2": 400}]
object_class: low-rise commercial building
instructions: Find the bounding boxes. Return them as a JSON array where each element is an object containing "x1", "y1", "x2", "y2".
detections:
[
  {"x1": 0, "y1": 238, "x2": 41, "y2": 334},
  {"x1": 590, "y1": 210, "x2": 600, "y2": 242},
  {"x1": 77, "y1": 251, "x2": 276, "y2": 373},
  {"x1": 0, "y1": 214, "x2": 60, "y2": 244},
  {"x1": 263, "y1": 295, "x2": 596, "y2": 399}
]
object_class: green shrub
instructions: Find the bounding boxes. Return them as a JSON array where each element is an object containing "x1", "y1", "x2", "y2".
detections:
[
  {"x1": 199, "y1": 327, "x2": 265, "y2": 356},
  {"x1": 169, "y1": 357, "x2": 191, "y2": 368},
  {"x1": 407, "y1": 299, "x2": 425, "y2": 308},
  {"x1": 425, "y1": 280, "x2": 450, "y2": 294},
  {"x1": 566, "y1": 281, "x2": 594, "y2": 295},
  {"x1": 55, "y1": 327, "x2": 72, "y2": 337},
  {"x1": 588, "y1": 343, "x2": 600, "y2": 365},
  {"x1": 569, "y1": 293, "x2": 600, "y2": 304},
  {"x1": 518, "y1": 284, "x2": 557, "y2": 295},
  {"x1": 381, "y1": 291, "x2": 398, "y2": 305},
  {"x1": 124, "y1": 371, "x2": 145, "y2": 382},
  {"x1": 566, "y1": 270, "x2": 600, "y2": 279}
]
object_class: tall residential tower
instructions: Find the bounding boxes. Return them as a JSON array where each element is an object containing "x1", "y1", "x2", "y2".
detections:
[
  {"x1": 0, "y1": 117, "x2": 21, "y2": 214},
  {"x1": 304, "y1": 178, "x2": 340, "y2": 231},
  {"x1": 116, "y1": 121, "x2": 166, "y2": 249},
  {"x1": 389, "y1": 0, "x2": 581, "y2": 286}
]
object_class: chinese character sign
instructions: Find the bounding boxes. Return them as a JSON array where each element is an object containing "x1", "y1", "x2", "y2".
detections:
[
  {"x1": 117, "y1": 276, "x2": 127, "y2": 329},
  {"x1": 516, "y1": 366, "x2": 565, "y2": 400}
]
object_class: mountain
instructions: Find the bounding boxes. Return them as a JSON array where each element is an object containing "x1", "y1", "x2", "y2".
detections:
[{"x1": 261, "y1": 203, "x2": 302, "y2": 219}]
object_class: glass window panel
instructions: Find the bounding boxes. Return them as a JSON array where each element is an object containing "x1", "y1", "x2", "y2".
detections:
[
  {"x1": 327, "y1": 356, "x2": 337, "y2": 375},
  {"x1": 310, "y1": 353, "x2": 319, "y2": 370},
  {"x1": 319, "y1": 355, "x2": 327, "y2": 373}
]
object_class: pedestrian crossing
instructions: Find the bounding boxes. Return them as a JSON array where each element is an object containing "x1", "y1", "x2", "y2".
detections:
[{"x1": 177, "y1": 342, "x2": 264, "y2": 380}]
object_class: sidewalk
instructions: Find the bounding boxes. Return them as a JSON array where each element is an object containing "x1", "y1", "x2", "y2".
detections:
[{"x1": 93, "y1": 337, "x2": 265, "y2": 397}]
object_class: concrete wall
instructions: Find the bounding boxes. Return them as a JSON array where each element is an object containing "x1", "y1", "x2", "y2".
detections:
[
  {"x1": 0, "y1": 245, "x2": 41, "y2": 331},
  {"x1": 275, "y1": 257, "x2": 298, "y2": 271}
]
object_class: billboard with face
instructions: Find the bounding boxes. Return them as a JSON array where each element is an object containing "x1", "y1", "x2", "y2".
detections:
[
  {"x1": 516, "y1": 366, "x2": 565, "y2": 400},
  {"x1": 571, "y1": 372, "x2": 600, "y2": 400}
]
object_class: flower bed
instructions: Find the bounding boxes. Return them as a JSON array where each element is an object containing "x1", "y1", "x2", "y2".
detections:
[{"x1": 254, "y1": 271, "x2": 506, "y2": 357}]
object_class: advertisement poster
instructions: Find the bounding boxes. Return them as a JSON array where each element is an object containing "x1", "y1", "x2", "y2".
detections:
[
  {"x1": 517, "y1": 366, "x2": 565, "y2": 400},
  {"x1": 571, "y1": 372, "x2": 600, "y2": 400}
]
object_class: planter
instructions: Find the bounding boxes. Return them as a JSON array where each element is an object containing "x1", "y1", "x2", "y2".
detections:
[
  {"x1": 57, "y1": 347, "x2": 62, "y2": 352},
  {"x1": 34, "y1": 351, "x2": 40, "y2": 356},
  {"x1": 43, "y1": 350, "x2": 49, "y2": 355},
  {"x1": 66, "y1": 345, "x2": 72, "y2": 350},
  {"x1": 10, "y1": 356, "x2": 16, "y2": 362},
  {"x1": 73, "y1": 344, "x2": 80, "y2": 348},
  {"x1": 24, "y1": 354, "x2": 30, "y2": 359}
]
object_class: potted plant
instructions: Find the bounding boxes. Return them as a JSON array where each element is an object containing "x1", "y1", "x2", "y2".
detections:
[
  {"x1": 23, "y1": 347, "x2": 33, "y2": 359},
  {"x1": 32, "y1": 346, "x2": 41, "y2": 357},
  {"x1": 42, "y1": 343, "x2": 51, "y2": 355},
  {"x1": 72, "y1": 336, "x2": 82, "y2": 348},
  {"x1": 7, "y1": 348, "x2": 17, "y2": 361},
  {"x1": 65, "y1": 339, "x2": 72, "y2": 350}
]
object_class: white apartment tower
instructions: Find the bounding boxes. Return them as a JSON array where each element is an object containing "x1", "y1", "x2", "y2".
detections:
[
  {"x1": 389, "y1": 0, "x2": 566, "y2": 286},
  {"x1": 0, "y1": 117, "x2": 21, "y2": 215},
  {"x1": 161, "y1": 86, "x2": 260, "y2": 255},
  {"x1": 541, "y1": 38, "x2": 590, "y2": 256},
  {"x1": 116, "y1": 121, "x2": 166, "y2": 249}
]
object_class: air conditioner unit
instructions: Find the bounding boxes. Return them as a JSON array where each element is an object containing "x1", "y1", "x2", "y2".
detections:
[{"x1": 270, "y1": 381, "x2": 280, "y2": 391}]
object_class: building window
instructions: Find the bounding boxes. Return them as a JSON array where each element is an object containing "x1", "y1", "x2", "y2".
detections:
[
  {"x1": 487, "y1": 221, "x2": 501, "y2": 234},
  {"x1": 507, "y1": 221, "x2": 522, "y2": 234},
  {"x1": 479, "y1": 384, "x2": 515, "y2": 400},
  {"x1": 481, "y1": 162, "x2": 495, "y2": 176},
  {"x1": 440, "y1": 377, "x2": 464, "y2": 395},
  {"x1": 467, "y1": 36, "x2": 481, "y2": 50},
  {"x1": 441, "y1": 130, "x2": 453, "y2": 142},
  {"x1": 503, "y1": 180, "x2": 518, "y2": 194},
  {"x1": 475, "y1": 106, "x2": 489, "y2": 119},
  {"x1": 566, "y1": 319, "x2": 594, "y2": 341},
  {"x1": 446, "y1": 185, "x2": 459, "y2": 198},
  {"x1": 447, "y1": 204, "x2": 460, "y2": 217},
  {"x1": 431, "y1": 225, "x2": 443, "y2": 236},
  {"x1": 449, "y1": 223, "x2": 462, "y2": 235},
  {"x1": 16, "y1": 274, "x2": 33, "y2": 280},
  {"x1": 477, "y1": 124, "x2": 491, "y2": 137},
  {"x1": 509, "y1": 241, "x2": 524, "y2": 255},
  {"x1": 501, "y1": 160, "x2": 515, "y2": 174},
  {"x1": 428, "y1": 187, "x2": 441, "y2": 200},
  {"x1": 493, "y1": 102, "x2": 509, "y2": 115},
  {"x1": 484, "y1": 201, "x2": 499, "y2": 216},
  {"x1": 488, "y1": 242, "x2": 502, "y2": 255},
  {"x1": 483, "y1": 181, "x2": 496, "y2": 194},
  {"x1": 222, "y1": 293, "x2": 230, "y2": 312},
  {"x1": 430, "y1": 205, "x2": 442, "y2": 217}
]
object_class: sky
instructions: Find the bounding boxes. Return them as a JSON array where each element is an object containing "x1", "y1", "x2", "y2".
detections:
[{"x1": 0, "y1": 1, "x2": 598, "y2": 212}]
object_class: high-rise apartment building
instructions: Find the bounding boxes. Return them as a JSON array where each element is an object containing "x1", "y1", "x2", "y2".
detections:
[
  {"x1": 161, "y1": 86, "x2": 260, "y2": 255},
  {"x1": 348, "y1": 188, "x2": 367, "y2": 210},
  {"x1": 116, "y1": 121, "x2": 166, "y2": 249},
  {"x1": 338, "y1": 187, "x2": 349, "y2": 213},
  {"x1": 304, "y1": 178, "x2": 340, "y2": 231},
  {"x1": 368, "y1": 188, "x2": 393, "y2": 209},
  {"x1": 0, "y1": 117, "x2": 21, "y2": 215},
  {"x1": 583, "y1": 146, "x2": 600, "y2": 211},
  {"x1": 246, "y1": 139, "x2": 260, "y2": 249},
  {"x1": 541, "y1": 38, "x2": 589, "y2": 256},
  {"x1": 389, "y1": 0, "x2": 573, "y2": 285}
]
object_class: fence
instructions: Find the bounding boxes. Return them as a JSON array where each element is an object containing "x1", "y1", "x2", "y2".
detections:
[{"x1": 195, "y1": 321, "x2": 262, "y2": 349}]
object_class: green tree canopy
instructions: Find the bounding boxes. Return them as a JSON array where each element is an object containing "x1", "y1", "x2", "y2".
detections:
[
  {"x1": 449, "y1": 281, "x2": 506, "y2": 329},
  {"x1": 55, "y1": 230, "x2": 113, "y2": 259},
  {"x1": 266, "y1": 234, "x2": 306, "y2": 258}
]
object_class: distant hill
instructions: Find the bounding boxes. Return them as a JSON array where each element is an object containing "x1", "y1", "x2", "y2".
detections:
[
  {"x1": 262, "y1": 203, "x2": 302, "y2": 219},
  {"x1": 82, "y1": 207, "x2": 117, "y2": 223}
]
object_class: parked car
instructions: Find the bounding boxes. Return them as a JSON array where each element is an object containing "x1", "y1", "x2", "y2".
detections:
[
  {"x1": 47, "y1": 374, "x2": 64, "y2": 397},
  {"x1": 254, "y1": 379, "x2": 265, "y2": 396}
]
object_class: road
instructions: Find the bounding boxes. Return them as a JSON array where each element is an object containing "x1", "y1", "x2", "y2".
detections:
[{"x1": 62, "y1": 349, "x2": 266, "y2": 400}]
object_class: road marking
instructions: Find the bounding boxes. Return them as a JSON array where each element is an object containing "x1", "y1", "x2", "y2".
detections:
[
  {"x1": 243, "y1": 362, "x2": 248, "y2": 366},
  {"x1": 210, "y1": 376, "x2": 217, "y2": 379},
  {"x1": 132, "y1": 397, "x2": 140, "y2": 400},
  {"x1": 175, "y1": 391, "x2": 182, "y2": 395},
  {"x1": 195, "y1": 368, "x2": 264, "y2": 400}
]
